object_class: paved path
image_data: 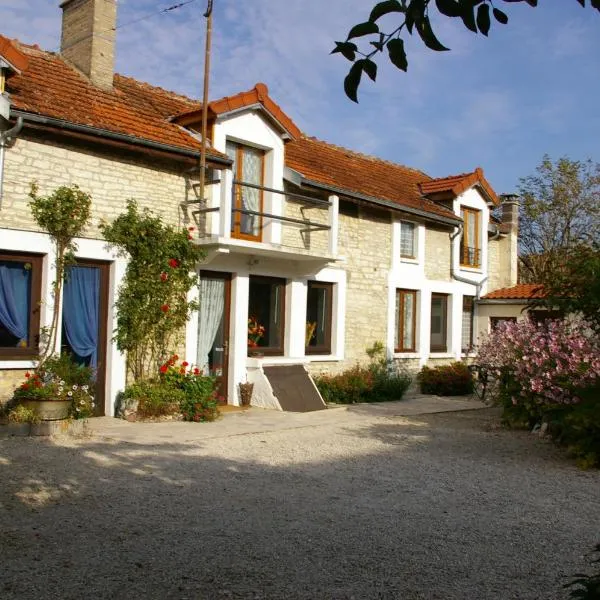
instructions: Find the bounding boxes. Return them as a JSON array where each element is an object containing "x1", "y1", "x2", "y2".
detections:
[{"x1": 87, "y1": 394, "x2": 486, "y2": 444}]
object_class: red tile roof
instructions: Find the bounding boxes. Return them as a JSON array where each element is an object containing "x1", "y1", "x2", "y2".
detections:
[
  {"x1": 173, "y1": 83, "x2": 302, "y2": 140},
  {"x1": 5, "y1": 41, "x2": 227, "y2": 159},
  {"x1": 285, "y1": 136, "x2": 459, "y2": 221},
  {"x1": 0, "y1": 34, "x2": 29, "y2": 73},
  {"x1": 482, "y1": 284, "x2": 546, "y2": 300},
  {"x1": 420, "y1": 167, "x2": 500, "y2": 206}
]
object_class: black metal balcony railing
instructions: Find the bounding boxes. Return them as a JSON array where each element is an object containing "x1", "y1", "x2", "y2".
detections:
[{"x1": 460, "y1": 245, "x2": 481, "y2": 268}]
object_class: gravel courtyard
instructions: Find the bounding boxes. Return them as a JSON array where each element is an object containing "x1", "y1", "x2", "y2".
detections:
[{"x1": 1, "y1": 406, "x2": 599, "y2": 600}]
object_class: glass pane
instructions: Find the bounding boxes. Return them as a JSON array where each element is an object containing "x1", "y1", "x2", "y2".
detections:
[
  {"x1": 430, "y1": 296, "x2": 446, "y2": 350},
  {"x1": 227, "y1": 142, "x2": 238, "y2": 234},
  {"x1": 0, "y1": 260, "x2": 32, "y2": 348},
  {"x1": 400, "y1": 222, "x2": 415, "y2": 257},
  {"x1": 240, "y1": 147, "x2": 261, "y2": 236},
  {"x1": 403, "y1": 292, "x2": 414, "y2": 350},
  {"x1": 306, "y1": 283, "x2": 331, "y2": 350},
  {"x1": 248, "y1": 277, "x2": 284, "y2": 352},
  {"x1": 197, "y1": 276, "x2": 226, "y2": 376},
  {"x1": 461, "y1": 296, "x2": 473, "y2": 352}
]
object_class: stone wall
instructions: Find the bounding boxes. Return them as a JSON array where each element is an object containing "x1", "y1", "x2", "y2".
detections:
[
  {"x1": 1, "y1": 133, "x2": 191, "y2": 236},
  {"x1": 424, "y1": 226, "x2": 452, "y2": 281},
  {"x1": 0, "y1": 370, "x2": 26, "y2": 407},
  {"x1": 281, "y1": 198, "x2": 329, "y2": 254},
  {"x1": 487, "y1": 234, "x2": 516, "y2": 291}
]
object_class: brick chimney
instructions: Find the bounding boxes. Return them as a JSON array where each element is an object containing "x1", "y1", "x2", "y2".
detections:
[{"x1": 60, "y1": 0, "x2": 117, "y2": 91}]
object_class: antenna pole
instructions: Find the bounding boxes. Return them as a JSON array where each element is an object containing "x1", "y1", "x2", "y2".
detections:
[{"x1": 198, "y1": 0, "x2": 213, "y2": 216}]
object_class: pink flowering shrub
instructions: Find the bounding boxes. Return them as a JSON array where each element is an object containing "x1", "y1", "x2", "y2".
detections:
[
  {"x1": 477, "y1": 317, "x2": 600, "y2": 406},
  {"x1": 477, "y1": 317, "x2": 600, "y2": 467}
]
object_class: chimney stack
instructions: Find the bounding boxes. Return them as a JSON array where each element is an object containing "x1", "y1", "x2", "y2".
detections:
[
  {"x1": 500, "y1": 193, "x2": 519, "y2": 286},
  {"x1": 60, "y1": 0, "x2": 117, "y2": 91}
]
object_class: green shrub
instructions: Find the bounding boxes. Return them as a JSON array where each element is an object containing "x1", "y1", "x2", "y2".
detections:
[
  {"x1": 7, "y1": 404, "x2": 40, "y2": 424},
  {"x1": 41, "y1": 353, "x2": 94, "y2": 387},
  {"x1": 179, "y1": 376, "x2": 219, "y2": 422},
  {"x1": 417, "y1": 362, "x2": 473, "y2": 396},
  {"x1": 123, "y1": 381, "x2": 184, "y2": 418},
  {"x1": 315, "y1": 360, "x2": 411, "y2": 404}
]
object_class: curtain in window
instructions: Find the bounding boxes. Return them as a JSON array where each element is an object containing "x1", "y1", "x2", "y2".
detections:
[
  {"x1": 403, "y1": 292, "x2": 415, "y2": 349},
  {"x1": 0, "y1": 261, "x2": 30, "y2": 345},
  {"x1": 62, "y1": 266, "x2": 100, "y2": 367},
  {"x1": 241, "y1": 148, "x2": 261, "y2": 236},
  {"x1": 197, "y1": 276, "x2": 225, "y2": 373}
]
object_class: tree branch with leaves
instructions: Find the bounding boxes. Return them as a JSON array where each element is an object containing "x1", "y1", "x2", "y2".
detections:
[{"x1": 334, "y1": 0, "x2": 600, "y2": 102}]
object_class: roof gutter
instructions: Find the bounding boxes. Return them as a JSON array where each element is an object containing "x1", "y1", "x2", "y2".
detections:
[
  {"x1": 11, "y1": 110, "x2": 232, "y2": 166},
  {"x1": 297, "y1": 177, "x2": 461, "y2": 226}
]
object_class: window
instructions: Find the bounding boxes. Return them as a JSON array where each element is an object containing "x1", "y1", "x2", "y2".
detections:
[
  {"x1": 461, "y1": 296, "x2": 474, "y2": 353},
  {"x1": 305, "y1": 282, "x2": 333, "y2": 354},
  {"x1": 395, "y1": 289, "x2": 417, "y2": 352},
  {"x1": 400, "y1": 221, "x2": 416, "y2": 259},
  {"x1": 490, "y1": 316, "x2": 517, "y2": 331},
  {"x1": 226, "y1": 141, "x2": 265, "y2": 241},
  {"x1": 430, "y1": 293, "x2": 448, "y2": 352},
  {"x1": 248, "y1": 276, "x2": 285, "y2": 355},
  {"x1": 0, "y1": 252, "x2": 42, "y2": 359},
  {"x1": 460, "y1": 207, "x2": 481, "y2": 267}
]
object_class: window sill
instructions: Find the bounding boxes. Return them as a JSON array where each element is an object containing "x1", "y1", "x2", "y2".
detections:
[
  {"x1": 0, "y1": 359, "x2": 37, "y2": 369},
  {"x1": 400, "y1": 256, "x2": 419, "y2": 265},
  {"x1": 459, "y1": 265, "x2": 483, "y2": 274},
  {"x1": 246, "y1": 355, "x2": 342, "y2": 367},
  {"x1": 393, "y1": 352, "x2": 420, "y2": 359}
]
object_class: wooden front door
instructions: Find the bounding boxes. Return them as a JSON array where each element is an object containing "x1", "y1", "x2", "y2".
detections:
[
  {"x1": 61, "y1": 260, "x2": 110, "y2": 416},
  {"x1": 198, "y1": 271, "x2": 231, "y2": 403}
]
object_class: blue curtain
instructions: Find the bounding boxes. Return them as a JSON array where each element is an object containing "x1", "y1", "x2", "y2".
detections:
[
  {"x1": 0, "y1": 261, "x2": 30, "y2": 346},
  {"x1": 63, "y1": 266, "x2": 100, "y2": 367}
]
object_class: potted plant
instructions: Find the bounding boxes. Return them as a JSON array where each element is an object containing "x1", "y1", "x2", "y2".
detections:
[
  {"x1": 12, "y1": 355, "x2": 96, "y2": 421},
  {"x1": 247, "y1": 316, "x2": 265, "y2": 356},
  {"x1": 238, "y1": 381, "x2": 254, "y2": 407}
]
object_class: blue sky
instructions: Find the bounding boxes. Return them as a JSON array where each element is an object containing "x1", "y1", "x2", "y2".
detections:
[{"x1": 1, "y1": 0, "x2": 599, "y2": 193}]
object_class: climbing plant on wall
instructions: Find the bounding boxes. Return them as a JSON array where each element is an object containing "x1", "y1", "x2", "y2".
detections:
[
  {"x1": 28, "y1": 183, "x2": 92, "y2": 363},
  {"x1": 100, "y1": 200, "x2": 204, "y2": 382}
]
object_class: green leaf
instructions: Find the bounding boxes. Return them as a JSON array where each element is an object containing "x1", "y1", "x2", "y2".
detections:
[
  {"x1": 331, "y1": 41, "x2": 358, "y2": 61},
  {"x1": 592, "y1": 0, "x2": 600, "y2": 11},
  {"x1": 369, "y1": 0, "x2": 405, "y2": 22},
  {"x1": 460, "y1": 3, "x2": 478, "y2": 33},
  {"x1": 361, "y1": 58, "x2": 378, "y2": 82},
  {"x1": 492, "y1": 7, "x2": 508, "y2": 25},
  {"x1": 370, "y1": 40, "x2": 385, "y2": 52},
  {"x1": 476, "y1": 3, "x2": 491, "y2": 36},
  {"x1": 387, "y1": 37, "x2": 408, "y2": 72},
  {"x1": 344, "y1": 61, "x2": 363, "y2": 103},
  {"x1": 416, "y1": 16, "x2": 450, "y2": 51},
  {"x1": 435, "y1": 0, "x2": 462, "y2": 17},
  {"x1": 347, "y1": 21, "x2": 379, "y2": 40}
]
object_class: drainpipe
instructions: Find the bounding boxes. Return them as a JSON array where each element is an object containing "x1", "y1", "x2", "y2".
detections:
[
  {"x1": 0, "y1": 116, "x2": 23, "y2": 209},
  {"x1": 450, "y1": 224, "x2": 488, "y2": 299}
]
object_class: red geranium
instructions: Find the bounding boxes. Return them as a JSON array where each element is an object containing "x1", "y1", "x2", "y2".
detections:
[
  {"x1": 160, "y1": 272, "x2": 168, "y2": 282},
  {"x1": 182, "y1": 361, "x2": 189, "y2": 367},
  {"x1": 161, "y1": 304, "x2": 169, "y2": 313},
  {"x1": 168, "y1": 258, "x2": 179, "y2": 268},
  {"x1": 188, "y1": 226, "x2": 195, "y2": 231},
  {"x1": 25, "y1": 372, "x2": 30, "y2": 378},
  {"x1": 159, "y1": 365, "x2": 168, "y2": 374},
  {"x1": 193, "y1": 368, "x2": 200, "y2": 375}
]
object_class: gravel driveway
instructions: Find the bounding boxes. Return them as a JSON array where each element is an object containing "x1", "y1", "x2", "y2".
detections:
[{"x1": 1, "y1": 407, "x2": 599, "y2": 599}]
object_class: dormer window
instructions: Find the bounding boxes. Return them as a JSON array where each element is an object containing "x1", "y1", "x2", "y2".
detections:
[{"x1": 460, "y1": 207, "x2": 481, "y2": 268}]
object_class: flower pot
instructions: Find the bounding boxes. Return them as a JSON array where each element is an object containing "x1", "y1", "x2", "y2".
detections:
[
  {"x1": 21, "y1": 399, "x2": 71, "y2": 421},
  {"x1": 238, "y1": 383, "x2": 254, "y2": 407}
]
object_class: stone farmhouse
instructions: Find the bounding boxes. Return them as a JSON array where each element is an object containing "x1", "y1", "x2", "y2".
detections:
[{"x1": 0, "y1": 0, "x2": 520, "y2": 414}]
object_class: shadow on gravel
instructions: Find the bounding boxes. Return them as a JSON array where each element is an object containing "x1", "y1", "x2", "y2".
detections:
[{"x1": 1, "y1": 410, "x2": 598, "y2": 600}]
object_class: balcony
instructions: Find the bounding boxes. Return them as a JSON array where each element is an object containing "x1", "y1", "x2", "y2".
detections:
[
  {"x1": 189, "y1": 177, "x2": 339, "y2": 265},
  {"x1": 460, "y1": 244, "x2": 481, "y2": 268}
]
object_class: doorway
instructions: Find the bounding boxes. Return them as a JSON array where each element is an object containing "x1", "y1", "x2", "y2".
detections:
[
  {"x1": 61, "y1": 260, "x2": 110, "y2": 416},
  {"x1": 197, "y1": 271, "x2": 231, "y2": 403}
]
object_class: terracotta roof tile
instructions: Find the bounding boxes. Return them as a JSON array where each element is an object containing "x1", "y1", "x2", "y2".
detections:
[
  {"x1": 420, "y1": 167, "x2": 500, "y2": 206},
  {"x1": 0, "y1": 35, "x2": 29, "y2": 73},
  {"x1": 5, "y1": 41, "x2": 226, "y2": 159},
  {"x1": 285, "y1": 136, "x2": 459, "y2": 221},
  {"x1": 173, "y1": 83, "x2": 302, "y2": 140},
  {"x1": 482, "y1": 284, "x2": 546, "y2": 300}
]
